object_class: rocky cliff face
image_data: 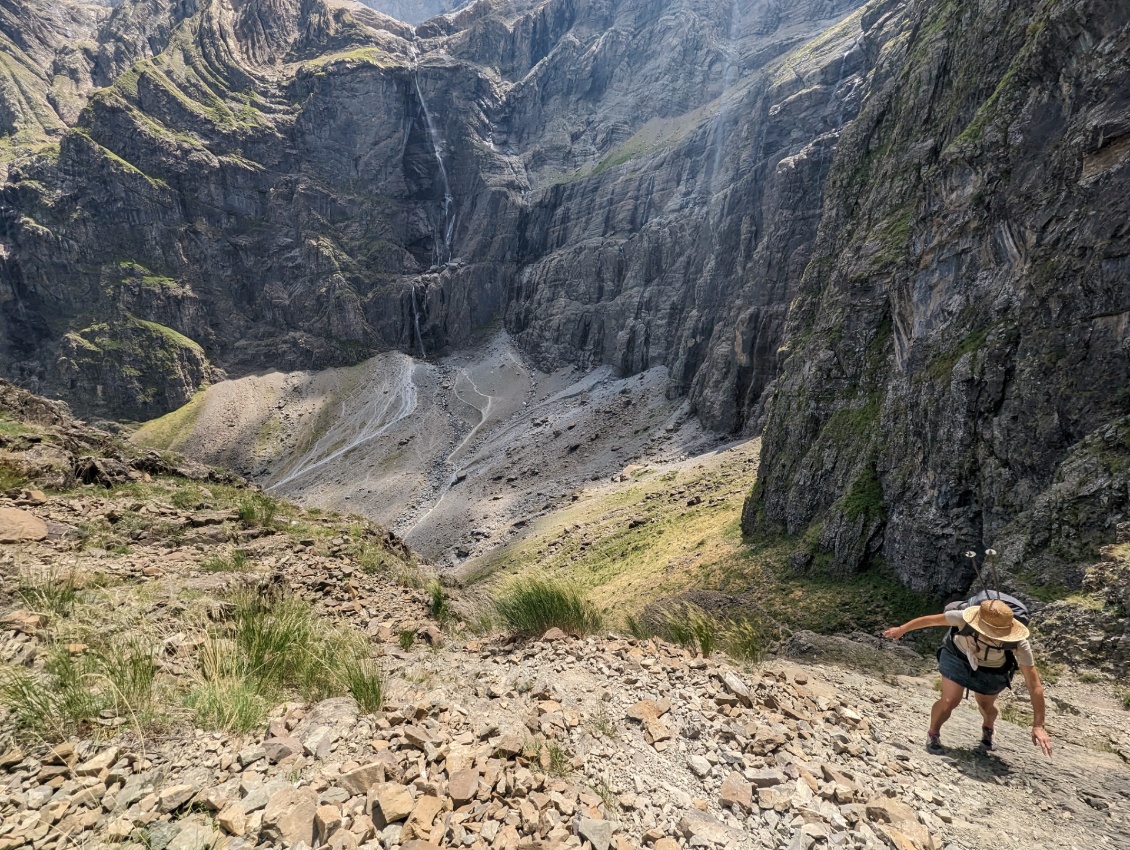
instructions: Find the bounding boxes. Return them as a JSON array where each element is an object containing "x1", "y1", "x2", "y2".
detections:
[
  {"x1": 1, "y1": 0, "x2": 1128, "y2": 595},
  {"x1": 1, "y1": 0, "x2": 866, "y2": 424},
  {"x1": 358, "y1": 0, "x2": 469, "y2": 26},
  {"x1": 743, "y1": 0, "x2": 1130, "y2": 596}
]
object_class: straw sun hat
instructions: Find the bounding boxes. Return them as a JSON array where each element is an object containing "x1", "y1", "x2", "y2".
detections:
[{"x1": 962, "y1": 598, "x2": 1029, "y2": 642}]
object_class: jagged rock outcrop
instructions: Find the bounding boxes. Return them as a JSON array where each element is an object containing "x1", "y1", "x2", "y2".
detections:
[
  {"x1": 1, "y1": 0, "x2": 866, "y2": 422},
  {"x1": 743, "y1": 0, "x2": 1130, "y2": 596},
  {"x1": 358, "y1": 0, "x2": 469, "y2": 26}
]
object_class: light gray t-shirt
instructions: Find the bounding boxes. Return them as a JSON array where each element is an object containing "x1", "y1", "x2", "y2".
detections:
[{"x1": 944, "y1": 609, "x2": 1035, "y2": 669}]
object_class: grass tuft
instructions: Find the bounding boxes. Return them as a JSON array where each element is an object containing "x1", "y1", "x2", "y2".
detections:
[
  {"x1": 0, "y1": 460, "x2": 28, "y2": 491},
  {"x1": 17, "y1": 567, "x2": 78, "y2": 617},
  {"x1": 546, "y1": 741, "x2": 573, "y2": 777},
  {"x1": 238, "y1": 493, "x2": 279, "y2": 529},
  {"x1": 427, "y1": 579, "x2": 451, "y2": 624},
  {"x1": 494, "y1": 576, "x2": 604, "y2": 638},
  {"x1": 189, "y1": 591, "x2": 385, "y2": 731},
  {"x1": 186, "y1": 678, "x2": 270, "y2": 735},
  {"x1": 344, "y1": 661, "x2": 384, "y2": 713},
  {"x1": 588, "y1": 706, "x2": 618, "y2": 739},
  {"x1": 633, "y1": 605, "x2": 766, "y2": 661},
  {"x1": 201, "y1": 549, "x2": 252, "y2": 573},
  {"x1": 1036, "y1": 658, "x2": 1062, "y2": 685},
  {"x1": 0, "y1": 643, "x2": 157, "y2": 740}
]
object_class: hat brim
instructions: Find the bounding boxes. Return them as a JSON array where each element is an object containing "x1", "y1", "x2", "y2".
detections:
[{"x1": 962, "y1": 605, "x2": 1029, "y2": 641}]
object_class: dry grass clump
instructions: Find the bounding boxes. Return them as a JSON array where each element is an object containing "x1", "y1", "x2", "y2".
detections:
[
  {"x1": 494, "y1": 576, "x2": 604, "y2": 637},
  {"x1": 0, "y1": 642, "x2": 157, "y2": 740},
  {"x1": 201, "y1": 549, "x2": 253, "y2": 573},
  {"x1": 17, "y1": 567, "x2": 79, "y2": 617},
  {"x1": 628, "y1": 604, "x2": 766, "y2": 662},
  {"x1": 427, "y1": 579, "x2": 452, "y2": 624},
  {"x1": 188, "y1": 590, "x2": 383, "y2": 733},
  {"x1": 238, "y1": 492, "x2": 279, "y2": 528}
]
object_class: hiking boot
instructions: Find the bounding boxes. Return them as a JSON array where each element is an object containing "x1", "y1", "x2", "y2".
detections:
[
  {"x1": 979, "y1": 726, "x2": 994, "y2": 751},
  {"x1": 926, "y1": 730, "x2": 944, "y2": 754}
]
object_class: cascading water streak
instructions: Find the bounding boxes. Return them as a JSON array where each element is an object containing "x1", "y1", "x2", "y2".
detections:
[
  {"x1": 705, "y1": 0, "x2": 744, "y2": 198},
  {"x1": 411, "y1": 47, "x2": 456, "y2": 267},
  {"x1": 410, "y1": 285, "x2": 427, "y2": 359}
]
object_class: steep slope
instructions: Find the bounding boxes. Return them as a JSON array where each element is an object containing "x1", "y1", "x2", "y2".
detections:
[
  {"x1": 2, "y1": 382, "x2": 1129, "y2": 850},
  {"x1": 0, "y1": 0, "x2": 109, "y2": 153},
  {"x1": 743, "y1": 0, "x2": 1130, "y2": 596},
  {"x1": 133, "y1": 333, "x2": 721, "y2": 564}
]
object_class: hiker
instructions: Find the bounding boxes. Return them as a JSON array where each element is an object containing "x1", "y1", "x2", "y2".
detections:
[{"x1": 883, "y1": 597, "x2": 1053, "y2": 757}]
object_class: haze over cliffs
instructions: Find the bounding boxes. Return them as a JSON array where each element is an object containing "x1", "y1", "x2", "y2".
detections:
[{"x1": 1, "y1": 0, "x2": 1128, "y2": 599}]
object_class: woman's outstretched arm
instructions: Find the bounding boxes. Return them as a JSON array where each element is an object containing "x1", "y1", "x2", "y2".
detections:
[{"x1": 882, "y1": 613, "x2": 949, "y2": 640}]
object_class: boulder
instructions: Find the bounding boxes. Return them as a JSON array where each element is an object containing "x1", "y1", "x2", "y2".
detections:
[
  {"x1": 263, "y1": 735, "x2": 303, "y2": 763},
  {"x1": 721, "y1": 672, "x2": 753, "y2": 707},
  {"x1": 0, "y1": 508, "x2": 48, "y2": 543},
  {"x1": 447, "y1": 768, "x2": 479, "y2": 805},
  {"x1": 687, "y1": 754, "x2": 712, "y2": 778},
  {"x1": 371, "y1": 783, "x2": 414, "y2": 825},
  {"x1": 578, "y1": 817, "x2": 614, "y2": 850},
  {"x1": 75, "y1": 747, "x2": 120, "y2": 777},
  {"x1": 157, "y1": 784, "x2": 196, "y2": 813},
  {"x1": 338, "y1": 762, "x2": 385, "y2": 796},
  {"x1": 166, "y1": 821, "x2": 218, "y2": 850},
  {"x1": 679, "y1": 809, "x2": 740, "y2": 845},
  {"x1": 404, "y1": 795, "x2": 444, "y2": 840},
  {"x1": 315, "y1": 804, "x2": 343, "y2": 844},
  {"x1": 292, "y1": 697, "x2": 359, "y2": 759},
  {"x1": 260, "y1": 787, "x2": 318, "y2": 847},
  {"x1": 720, "y1": 772, "x2": 753, "y2": 811}
]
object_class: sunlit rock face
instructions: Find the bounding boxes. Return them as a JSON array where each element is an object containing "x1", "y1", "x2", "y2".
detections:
[
  {"x1": 2, "y1": 0, "x2": 1129, "y2": 594},
  {"x1": 744, "y1": 0, "x2": 1130, "y2": 595},
  {"x1": 356, "y1": 0, "x2": 470, "y2": 27}
]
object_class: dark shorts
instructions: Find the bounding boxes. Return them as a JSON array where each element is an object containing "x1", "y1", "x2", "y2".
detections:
[{"x1": 937, "y1": 644, "x2": 1012, "y2": 696}]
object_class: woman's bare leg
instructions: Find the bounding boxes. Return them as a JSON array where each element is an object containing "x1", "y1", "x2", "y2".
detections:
[{"x1": 930, "y1": 677, "x2": 965, "y2": 734}]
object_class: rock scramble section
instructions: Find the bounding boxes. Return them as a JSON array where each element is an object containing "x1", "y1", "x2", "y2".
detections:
[{"x1": 3, "y1": 385, "x2": 1130, "y2": 850}]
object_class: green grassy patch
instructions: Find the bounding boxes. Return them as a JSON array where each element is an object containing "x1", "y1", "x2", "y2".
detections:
[
  {"x1": 133, "y1": 392, "x2": 208, "y2": 452},
  {"x1": 189, "y1": 590, "x2": 384, "y2": 732},
  {"x1": 494, "y1": 576, "x2": 604, "y2": 638},
  {"x1": 0, "y1": 416, "x2": 32, "y2": 437},
  {"x1": 463, "y1": 439, "x2": 933, "y2": 643},
  {"x1": 201, "y1": 549, "x2": 253, "y2": 573},
  {"x1": 0, "y1": 642, "x2": 157, "y2": 741},
  {"x1": 0, "y1": 460, "x2": 28, "y2": 491}
]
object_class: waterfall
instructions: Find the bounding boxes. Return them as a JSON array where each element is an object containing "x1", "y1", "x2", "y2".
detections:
[
  {"x1": 410, "y1": 285, "x2": 427, "y2": 359},
  {"x1": 411, "y1": 49, "x2": 456, "y2": 267}
]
